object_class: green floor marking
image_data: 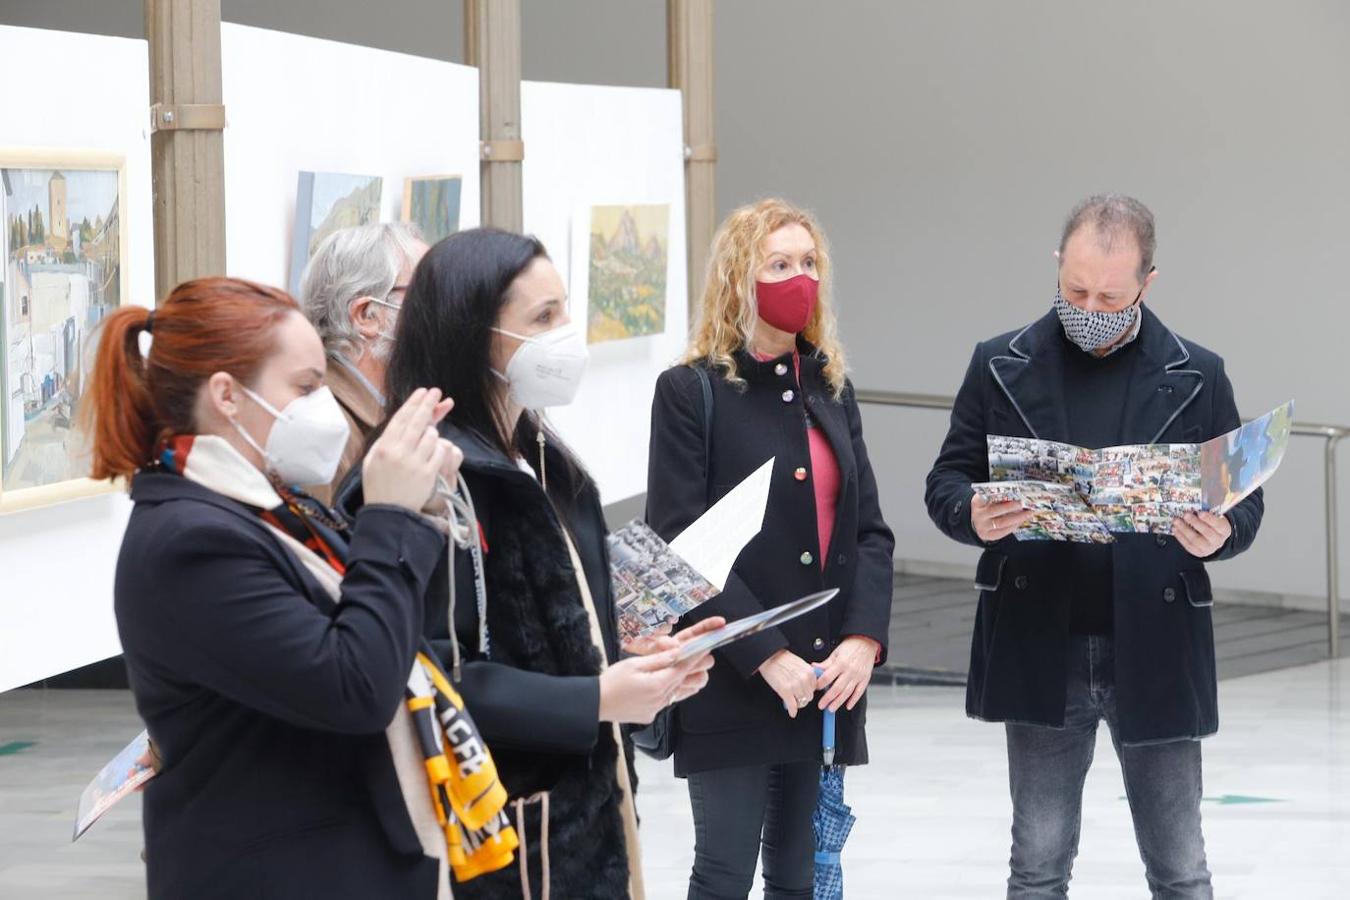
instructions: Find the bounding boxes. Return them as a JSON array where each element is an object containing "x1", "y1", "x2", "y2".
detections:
[{"x1": 1119, "y1": 794, "x2": 1282, "y2": 806}]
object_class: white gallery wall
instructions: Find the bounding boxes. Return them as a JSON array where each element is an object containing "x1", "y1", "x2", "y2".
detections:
[
  {"x1": 0, "y1": 22, "x2": 687, "y2": 688},
  {"x1": 0, "y1": 26, "x2": 152, "y2": 692},
  {"x1": 220, "y1": 24, "x2": 482, "y2": 288},
  {"x1": 522, "y1": 80, "x2": 688, "y2": 505}
]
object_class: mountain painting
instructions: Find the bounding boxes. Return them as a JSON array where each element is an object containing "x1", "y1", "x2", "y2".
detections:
[
  {"x1": 288, "y1": 172, "x2": 383, "y2": 296},
  {"x1": 586, "y1": 203, "x2": 669, "y2": 344}
]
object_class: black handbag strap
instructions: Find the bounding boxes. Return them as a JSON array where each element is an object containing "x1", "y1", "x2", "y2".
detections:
[
  {"x1": 691, "y1": 363, "x2": 714, "y2": 506},
  {"x1": 631, "y1": 364, "x2": 714, "y2": 762}
]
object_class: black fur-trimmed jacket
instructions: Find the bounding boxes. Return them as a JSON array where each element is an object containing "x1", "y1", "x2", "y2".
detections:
[{"x1": 339, "y1": 420, "x2": 630, "y2": 899}]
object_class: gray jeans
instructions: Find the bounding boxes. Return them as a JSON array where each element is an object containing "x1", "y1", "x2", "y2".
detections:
[
  {"x1": 1005, "y1": 635, "x2": 1213, "y2": 899},
  {"x1": 686, "y1": 761, "x2": 819, "y2": 900}
]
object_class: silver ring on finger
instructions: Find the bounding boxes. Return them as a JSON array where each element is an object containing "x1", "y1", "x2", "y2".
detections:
[{"x1": 797, "y1": 696, "x2": 810, "y2": 708}]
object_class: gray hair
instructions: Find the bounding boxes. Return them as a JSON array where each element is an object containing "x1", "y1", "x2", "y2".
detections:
[
  {"x1": 300, "y1": 222, "x2": 425, "y2": 358},
  {"x1": 1058, "y1": 193, "x2": 1156, "y2": 280}
]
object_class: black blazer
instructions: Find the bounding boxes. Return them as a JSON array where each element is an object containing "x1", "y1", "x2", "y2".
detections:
[
  {"x1": 925, "y1": 307, "x2": 1264, "y2": 744},
  {"x1": 647, "y1": 342, "x2": 895, "y2": 775},
  {"x1": 115, "y1": 472, "x2": 445, "y2": 899}
]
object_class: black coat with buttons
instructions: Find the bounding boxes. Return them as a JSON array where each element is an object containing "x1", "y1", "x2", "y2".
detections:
[
  {"x1": 647, "y1": 341, "x2": 896, "y2": 775},
  {"x1": 925, "y1": 306, "x2": 1264, "y2": 745}
]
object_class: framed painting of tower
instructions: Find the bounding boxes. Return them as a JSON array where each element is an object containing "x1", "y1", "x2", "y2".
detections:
[{"x1": 0, "y1": 149, "x2": 128, "y2": 512}]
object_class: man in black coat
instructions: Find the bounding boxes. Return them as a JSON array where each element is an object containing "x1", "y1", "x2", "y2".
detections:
[{"x1": 925, "y1": 195, "x2": 1263, "y2": 899}]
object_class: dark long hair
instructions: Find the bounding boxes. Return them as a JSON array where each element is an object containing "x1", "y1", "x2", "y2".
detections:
[{"x1": 384, "y1": 228, "x2": 587, "y2": 494}]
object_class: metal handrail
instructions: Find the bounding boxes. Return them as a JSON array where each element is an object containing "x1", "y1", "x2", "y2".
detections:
[{"x1": 855, "y1": 388, "x2": 1348, "y2": 658}]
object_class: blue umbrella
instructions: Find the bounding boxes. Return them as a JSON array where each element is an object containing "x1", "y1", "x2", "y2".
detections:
[{"x1": 813, "y1": 677, "x2": 856, "y2": 900}]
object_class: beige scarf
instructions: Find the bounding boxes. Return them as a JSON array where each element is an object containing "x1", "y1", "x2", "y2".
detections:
[{"x1": 557, "y1": 530, "x2": 646, "y2": 900}]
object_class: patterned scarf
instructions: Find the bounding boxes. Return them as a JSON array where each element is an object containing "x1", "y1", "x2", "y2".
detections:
[{"x1": 160, "y1": 434, "x2": 519, "y2": 891}]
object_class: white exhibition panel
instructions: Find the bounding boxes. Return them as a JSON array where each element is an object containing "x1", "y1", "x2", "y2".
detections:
[
  {"x1": 221, "y1": 23, "x2": 481, "y2": 289},
  {"x1": 0, "y1": 26, "x2": 152, "y2": 692},
  {"x1": 521, "y1": 80, "x2": 688, "y2": 505}
]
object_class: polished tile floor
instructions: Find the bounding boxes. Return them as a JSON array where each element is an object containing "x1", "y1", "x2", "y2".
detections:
[{"x1": 2, "y1": 658, "x2": 1348, "y2": 898}]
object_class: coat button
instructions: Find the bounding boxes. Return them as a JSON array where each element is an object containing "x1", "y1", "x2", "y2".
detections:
[
  {"x1": 800, "y1": 551, "x2": 815, "y2": 566},
  {"x1": 794, "y1": 466, "x2": 809, "y2": 481},
  {"x1": 775, "y1": 362, "x2": 788, "y2": 376},
  {"x1": 1163, "y1": 587, "x2": 1177, "y2": 603},
  {"x1": 837, "y1": 553, "x2": 847, "y2": 566},
  {"x1": 813, "y1": 637, "x2": 826, "y2": 651},
  {"x1": 1156, "y1": 535, "x2": 1169, "y2": 548},
  {"x1": 782, "y1": 389, "x2": 795, "y2": 403},
  {"x1": 1014, "y1": 575, "x2": 1029, "y2": 590}
]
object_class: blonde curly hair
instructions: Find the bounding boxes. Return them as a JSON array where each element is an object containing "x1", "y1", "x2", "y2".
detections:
[{"x1": 682, "y1": 198, "x2": 847, "y2": 397}]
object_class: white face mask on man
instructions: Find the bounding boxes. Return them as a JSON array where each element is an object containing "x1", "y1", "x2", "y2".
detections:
[
  {"x1": 490, "y1": 321, "x2": 590, "y2": 409},
  {"x1": 230, "y1": 384, "x2": 351, "y2": 486}
]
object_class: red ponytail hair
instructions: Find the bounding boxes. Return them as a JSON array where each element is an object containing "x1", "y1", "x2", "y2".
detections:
[{"x1": 82, "y1": 277, "x2": 299, "y2": 481}]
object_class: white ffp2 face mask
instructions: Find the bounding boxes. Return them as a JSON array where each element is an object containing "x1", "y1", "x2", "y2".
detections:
[
  {"x1": 491, "y1": 321, "x2": 590, "y2": 409},
  {"x1": 230, "y1": 384, "x2": 350, "y2": 487}
]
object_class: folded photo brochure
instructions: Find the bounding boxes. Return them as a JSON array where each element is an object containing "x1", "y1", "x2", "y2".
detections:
[
  {"x1": 673, "y1": 588, "x2": 840, "y2": 663},
  {"x1": 609, "y1": 457, "x2": 839, "y2": 656},
  {"x1": 608, "y1": 517, "x2": 838, "y2": 660},
  {"x1": 73, "y1": 730, "x2": 155, "y2": 841},
  {"x1": 972, "y1": 401, "x2": 1293, "y2": 543},
  {"x1": 610, "y1": 519, "x2": 722, "y2": 645}
]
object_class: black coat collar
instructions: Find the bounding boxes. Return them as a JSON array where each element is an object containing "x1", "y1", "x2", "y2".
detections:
[
  {"x1": 437, "y1": 418, "x2": 587, "y2": 487},
  {"x1": 732, "y1": 335, "x2": 829, "y2": 385},
  {"x1": 729, "y1": 337, "x2": 856, "y2": 499},
  {"x1": 438, "y1": 420, "x2": 522, "y2": 478},
  {"x1": 989, "y1": 305, "x2": 1204, "y2": 445},
  {"x1": 131, "y1": 469, "x2": 263, "y2": 520}
]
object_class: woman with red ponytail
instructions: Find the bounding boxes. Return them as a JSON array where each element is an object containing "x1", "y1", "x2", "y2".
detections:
[{"x1": 86, "y1": 277, "x2": 475, "y2": 898}]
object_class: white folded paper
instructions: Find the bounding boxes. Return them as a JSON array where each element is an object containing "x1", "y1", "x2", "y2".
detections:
[{"x1": 669, "y1": 456, "x2": 774, "y2": 590}]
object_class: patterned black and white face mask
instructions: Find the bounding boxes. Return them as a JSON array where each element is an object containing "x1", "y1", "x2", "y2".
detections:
[{"x1": 1053, "y1": 291, "x2": 1140, "y2": 354}]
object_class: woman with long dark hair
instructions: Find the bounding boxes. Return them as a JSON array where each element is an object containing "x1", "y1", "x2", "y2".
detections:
[
  {"x1": 86, "y1": 277, "x2": 484, "y2": 898},
  {"x1": 345, "y1": 228, "x2": 721, "y2": 899}
]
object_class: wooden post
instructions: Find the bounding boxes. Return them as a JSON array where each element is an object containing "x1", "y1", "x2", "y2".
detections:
[
  {"x1": 668, "y1": 0, "x2": 716, "y2": 315},
  {"x1": 145, "y1": 0, "x2": 227, "y2": 303},
  {"x1": 465, "y1": 0, "x2": 524, "y2": 231}
]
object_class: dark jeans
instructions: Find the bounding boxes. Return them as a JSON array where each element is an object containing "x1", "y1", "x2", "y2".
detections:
[
  {"x1": 1006, "y1": 635, "x2": 1213, "y2": 899},
  {"x1": 686, "y1": 761, "x2": 819, "y2": 900}
]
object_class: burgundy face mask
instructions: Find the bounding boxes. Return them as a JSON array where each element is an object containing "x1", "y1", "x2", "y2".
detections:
[{"x1": 754, "y1": 273, "x2": 820, "y2": 334}]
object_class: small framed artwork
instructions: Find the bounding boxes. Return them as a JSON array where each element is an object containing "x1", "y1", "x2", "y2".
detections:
[
  {"x1": 1, "y1": 149, "x2": 128, "y2": 513},
  {"x1": 578, "y1": 203, "x2": 671, "y2": 344},
  {"x1": 401, "y1": 174, "x2": 462, "y2": 246},
  {"x1": 289, "y1": 171, "x2": 383, "y2": 296}
]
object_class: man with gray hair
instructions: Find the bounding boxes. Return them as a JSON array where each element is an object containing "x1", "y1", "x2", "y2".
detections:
[
  {"x1": 926, "y1": 194, "x2": 1264, "y2": 898},
  {"x1": 300, "y1": 222, "x2": 429, "y2": 503}
]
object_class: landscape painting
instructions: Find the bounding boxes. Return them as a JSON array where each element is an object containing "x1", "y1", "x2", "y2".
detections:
[
  {"x1": 288, "y1": 171, "x2": 382, "y2": 295},
  {"x1": 1, "y1": 151, "x2": 127, "y2": 511},
  {"x1": 585, "y1": 203, "x2": 669, "y2": 344},
  {"x1": 402, "y1": 175, "x2": 461, "y2": 245}
]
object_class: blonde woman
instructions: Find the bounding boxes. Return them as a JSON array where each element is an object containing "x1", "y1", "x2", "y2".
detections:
[{"x1": 646, "y1": 199, "x2": 895, "y2": 898}]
